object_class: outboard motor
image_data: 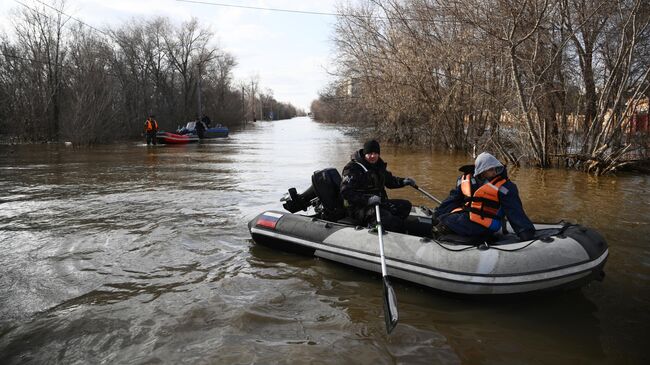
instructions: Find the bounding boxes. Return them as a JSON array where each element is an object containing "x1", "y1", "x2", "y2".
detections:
[
  {"x1": 281, "y1": 185, "x2": 317, "y2": 213},
  {"x1": 311, "y1": 168, "x2": 346, "y2": 221},
  {"x1": 281, "y1": 168, "x2": 346, "y2": 221}
]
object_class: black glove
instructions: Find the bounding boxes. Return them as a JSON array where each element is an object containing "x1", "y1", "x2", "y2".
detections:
[
  {"x1": 403, "y1": 177, "x2": 416, "y2": 187},
  {"x1": 367, "y1": 195, "x2": 381, "y2": 206}
]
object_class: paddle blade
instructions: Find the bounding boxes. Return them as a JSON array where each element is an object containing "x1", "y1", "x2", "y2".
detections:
[{"x1": 382, "y1": 277, "x2": 399, "y2": 334}]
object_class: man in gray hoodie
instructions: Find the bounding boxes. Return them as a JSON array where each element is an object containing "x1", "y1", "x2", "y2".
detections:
[{"x1": 434, "y1": 152, "x2": 535, "y2": 240}]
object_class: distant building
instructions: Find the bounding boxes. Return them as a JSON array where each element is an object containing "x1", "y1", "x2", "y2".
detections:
[
  {"x1": 627, "y1": 97, "x2": 649, "y2": 134},
  {"x1": 339, "y1": 78, "x2": 359, "y2": 98}
]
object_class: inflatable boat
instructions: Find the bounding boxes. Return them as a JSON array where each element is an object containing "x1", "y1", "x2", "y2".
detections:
[
  {"x1": 156, "y1": 131, "x2": 199, "y2": 144},
  {"x1": 205, "y1": 126, "x2": 229, "y2": 138},
  {"x1": 178, "y1": 121, "x2": 229, "y2": 139},
  {"x1": 248, "y1": 168, "x2": 608, "y2": 295}
]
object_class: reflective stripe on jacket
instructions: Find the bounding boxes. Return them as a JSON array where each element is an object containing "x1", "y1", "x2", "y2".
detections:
[
  {"x1": 340, "y1": 149, "x2": 404, "y2": 208},
  {"x1": 452, "y1": 173, "x2": 508, "y2": 231}
]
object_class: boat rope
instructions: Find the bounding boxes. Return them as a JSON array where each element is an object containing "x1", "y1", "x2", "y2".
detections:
[
  {"x1": 432, "y1": 240, "x2": 477, "y2": 252},
  {"x1": 433, "y1": 222, "x2": 578, "y2": 253},
  {"x1": 485, "y1": 223, "x2": 579, "y2": 252},
  {"x1": 484, "y1": 239, "x2": 539, "y2": 252}
]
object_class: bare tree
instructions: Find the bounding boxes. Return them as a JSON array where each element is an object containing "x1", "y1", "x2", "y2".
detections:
[
  {"x1": 11, "y1": 0, "x2": 69, "y2": 141},
  {"x1": 579, "y1": 0, "x2": 650, "y2": 173},
  {"x1": 562, "y1": 0, "x2": 612, "y2": 131},
  {"x1": 164, "y1": 17, "x2": 214, "y2": 120},
  {"x1": 0, "y1": 10, "x2": 300, "y2": 145},
  {"x1": 319, "y1": 0, "x2": 649, "y2": 173},
  {"x1": 62, "y1": 25, "x2": 117, "y2": 144}
]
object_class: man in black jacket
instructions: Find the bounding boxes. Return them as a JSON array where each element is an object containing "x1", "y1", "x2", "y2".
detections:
[{"x1": 340, "y1": 140, "x2": 416, "y2": 233}]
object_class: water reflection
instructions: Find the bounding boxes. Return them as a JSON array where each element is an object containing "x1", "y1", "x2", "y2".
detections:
[
  {"x1": 412, "y1": 290, "x2": 602, "y2": 364},
  {"x1": 249, "y1": 241, "x2": 604, "y2": 364}
]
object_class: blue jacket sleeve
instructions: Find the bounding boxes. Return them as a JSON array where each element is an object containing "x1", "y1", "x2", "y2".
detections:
[
  {"x1": 434, "y1": 179, "x2": 464, "y2": 218},
  {"x1": 499, "y1": 182, "x2": 535, "y2": 239}
]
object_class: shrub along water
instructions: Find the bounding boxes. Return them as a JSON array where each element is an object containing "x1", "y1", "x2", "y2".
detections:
[{"x1": 313, "y1": 0, "x2": 650, "y2": 175}]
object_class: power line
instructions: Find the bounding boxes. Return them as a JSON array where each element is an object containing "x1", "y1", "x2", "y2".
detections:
[
  {"x1": 176, "y1": 0, "x2": 343, "y2": 17},
  {"x1": 3, "y1": 2, "x2": 122, "y2": 81},
  {"x1": 11, "y1": 0, "x2": 121, "y2": 61},
  {"x1": 14, "y1": 0, "x2": 112, "y2": 38},
  {"x1": 175, "y1": 0, "x2": 459, "y2": 23},
  {"x1": 33, "y1": 0, "x2": 111, "y2": 37}
]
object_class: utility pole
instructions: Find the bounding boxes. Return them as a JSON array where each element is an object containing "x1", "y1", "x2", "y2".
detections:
[
  {"x1": 197, "y1": 64, "x2": 202, "y2": 120},
  {"x1": 242, "y1": 85, "x2": 245, "y2": 129},
  {"x1": 251, "y1": 81, "x2": 256, "y2": 122}
]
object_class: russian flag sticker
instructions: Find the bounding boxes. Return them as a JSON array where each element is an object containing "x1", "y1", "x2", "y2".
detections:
[{"x1": 256, "y1": 211, "x2": 283, "y2": 229}]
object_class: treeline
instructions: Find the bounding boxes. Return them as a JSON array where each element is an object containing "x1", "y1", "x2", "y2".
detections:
[
  {"x1": 0, "y1": 2, "x2": 301, "y2": 145},
  {"x1": 312, "y1": 0, "x2": 650, "y2": 174}
]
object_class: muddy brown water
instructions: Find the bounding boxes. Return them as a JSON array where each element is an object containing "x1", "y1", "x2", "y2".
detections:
[{"x1": 1, "y1": 117, "x2": 648, "y2": 364}]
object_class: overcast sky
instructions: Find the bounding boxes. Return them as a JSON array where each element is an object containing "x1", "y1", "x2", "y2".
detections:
[{"x1": 1, "y1": 0, "x2": 346, "y2": 111}]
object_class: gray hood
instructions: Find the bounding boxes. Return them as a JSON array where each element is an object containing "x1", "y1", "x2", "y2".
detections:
[{"x1": 474, "y1": 152, "x2": 504, "y2": 176}]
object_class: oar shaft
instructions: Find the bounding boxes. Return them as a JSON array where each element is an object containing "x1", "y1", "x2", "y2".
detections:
[
  {"x1": 414, "y1": 186, "x2": 442, "y2": 205},
  {"x1": 375, "y1": 205, "x2": 388, "y2": 277},
  {"x1": 375, "y1": 204, "x2": 399, "y2": 334}
]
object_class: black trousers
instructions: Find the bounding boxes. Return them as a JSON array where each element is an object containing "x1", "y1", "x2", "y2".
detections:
[
  {"x1": 353, "y1": 199, "x2": 412, "y2": 233},
  {"x1": 146, "y1": 132, "x2": 157, "y2": 145}
]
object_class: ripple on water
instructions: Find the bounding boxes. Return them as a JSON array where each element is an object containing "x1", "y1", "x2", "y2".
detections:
[{"x1": 1, "y1": 118, "x2": 649, "y2": 364}]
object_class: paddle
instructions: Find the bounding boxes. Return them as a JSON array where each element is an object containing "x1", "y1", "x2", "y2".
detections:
[
  {"x1": 412, "y1": 185, "x2": 442, "y2": 205},
  {"x1": 374, "y1": 204, "x2": 399, "y2": 334}
]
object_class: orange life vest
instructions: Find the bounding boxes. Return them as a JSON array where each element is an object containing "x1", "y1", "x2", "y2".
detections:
[
  {"x1": 144, "y1": 119, "x2": 158, "y2": 132},
  {"x1": 452, "y1": 174, "x2": 508, "y2": 231}
]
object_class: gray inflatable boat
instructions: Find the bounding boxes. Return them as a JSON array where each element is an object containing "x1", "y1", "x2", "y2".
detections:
[{"x1": 248, "y1": 168, "x2": 608, "y2": 295}]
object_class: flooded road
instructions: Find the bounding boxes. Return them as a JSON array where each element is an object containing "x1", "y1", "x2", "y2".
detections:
[{"x1": 1, "y1": 117, "x2": 648, "y2": 364}]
